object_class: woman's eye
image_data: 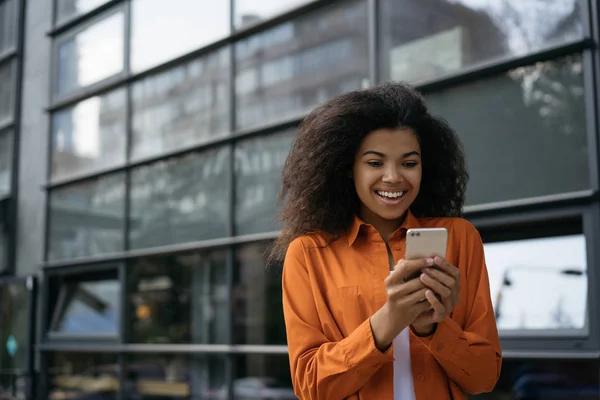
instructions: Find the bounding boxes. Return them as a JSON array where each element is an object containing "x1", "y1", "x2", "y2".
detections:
[
  {"x1": 404, "y1": 162, "x2": 418, "y2": 168},
  {"x1": 367, "y1": 161, "x2": 383, "y2": 167}
]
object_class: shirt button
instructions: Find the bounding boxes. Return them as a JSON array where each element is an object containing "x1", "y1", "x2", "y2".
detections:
[{"x1": 416, "y1": 374, "x2": 425, "y2": 382}]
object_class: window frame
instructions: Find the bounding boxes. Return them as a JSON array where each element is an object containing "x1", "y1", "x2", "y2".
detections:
[
  {"x1": 41, "y1": 264, "x2": 125, "y2": 345},
  {"x1": 0, "y1": 275, "x2": 37, "y2": 399},
  {"x1": 469, "y1": 203, "x2": 600, "y2": 354},
  {"x1": 51, "y1": 4, "x2": 128, "y2": 103}
]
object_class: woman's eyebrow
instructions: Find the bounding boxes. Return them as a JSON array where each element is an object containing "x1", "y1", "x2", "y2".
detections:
[{"x1": 362, "y1": 150, "x2": 421, "y2": 157}]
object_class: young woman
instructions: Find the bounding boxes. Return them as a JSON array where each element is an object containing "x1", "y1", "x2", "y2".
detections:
[{"x1": 270, "y1": 82, "x2": 502, "y2": 400}]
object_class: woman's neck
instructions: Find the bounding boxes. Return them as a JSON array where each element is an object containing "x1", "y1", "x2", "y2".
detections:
[{"x1": 359, "y1": 207, "x2": 407, "y2": 243}]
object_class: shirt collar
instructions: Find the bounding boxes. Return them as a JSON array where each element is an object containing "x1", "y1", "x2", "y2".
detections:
[{"x1": 347, "y1": 209, "x2": 421, "y2": 246}]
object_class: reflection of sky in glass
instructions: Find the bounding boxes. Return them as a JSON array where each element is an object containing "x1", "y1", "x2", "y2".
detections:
[
  {"x1": 57, "y1": 12, "x2": 124, "y2": 94},
  {"x1": 130, "y1": 0, "x2": 230, "y2": 72},
  {"x1": 484, "y1": 234, "x2": 587, "y2": 330},
  {"x1": 59, "y1": 281, "x2": 120, "y2": 335},
  {"x1": 450, "y1": 0, "x2": 581, "y2": 53}
]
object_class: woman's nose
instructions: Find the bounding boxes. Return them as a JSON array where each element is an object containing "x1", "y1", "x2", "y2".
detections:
[{"x1": 382, "y1": 167, "x2": 403, "y2": 183}]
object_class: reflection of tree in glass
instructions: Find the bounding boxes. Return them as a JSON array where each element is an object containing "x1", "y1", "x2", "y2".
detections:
[
  {"x1": 471, "y1": 0, "x2": 582, "y2": 53},
  {"x1": 508, "y1": 54, "x2": 584, "y2": 137},
  {"x1": 129, "y1": 147, "x2": 229, "y2": 249}
]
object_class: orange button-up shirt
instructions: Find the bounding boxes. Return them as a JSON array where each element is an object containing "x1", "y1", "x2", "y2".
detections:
[{"x1": 282, "y1": 211, "x2": 502, "y2": 399}]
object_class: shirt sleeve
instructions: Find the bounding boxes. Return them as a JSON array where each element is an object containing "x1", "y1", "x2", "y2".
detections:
[
  {"x1": 282, "y1": 238, "x2": 392, "y2": 400},
  {"x1": 412, "y1": 222, "x2": 502, "y2": 394}
]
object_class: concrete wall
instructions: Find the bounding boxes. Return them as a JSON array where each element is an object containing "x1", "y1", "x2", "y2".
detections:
[{"x1": 16, "y1": 0, "x2": 51, "y2": 277}]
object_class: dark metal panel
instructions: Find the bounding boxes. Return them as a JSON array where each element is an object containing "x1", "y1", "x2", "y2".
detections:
[
  {"x1": 25, "y1": 275, "x2": 38, "y2": 400},
  {"x1": 583, "y1": 48, "x2": 599, "y2": 191}
]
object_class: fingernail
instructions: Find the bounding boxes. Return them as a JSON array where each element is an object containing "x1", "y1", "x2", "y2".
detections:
[
  {"x1": 434, "y1": 256, "x2": 443, "y2": 264},
  {"x1": 426, "y1": 258, "x2": 434, "y2": 265}
]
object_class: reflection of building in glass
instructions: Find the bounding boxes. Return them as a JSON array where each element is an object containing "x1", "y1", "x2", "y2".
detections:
[
  {"x1": 235, "y1": 0, "x2": 368, "y2": 128},
  {"x1": 131, "y1": 49, "x2": 230, "y2": 160},
  {"x1": 383, "y1": 0, "x2": 507, "y2": 82}
]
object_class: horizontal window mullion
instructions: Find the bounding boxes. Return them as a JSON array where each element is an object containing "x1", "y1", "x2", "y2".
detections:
[
  {"x1": 42, "y1": 230, "x2": 280, "y2": 269},
  {"x1": 416, "y1": 38, "x2": 591, "y2": 94},
  {"x1": 44, "y1": 113, "x2": 305, "y2": 190},
  {"x1": 37, "y1": 343, "x2": 288, "y2": 354}
]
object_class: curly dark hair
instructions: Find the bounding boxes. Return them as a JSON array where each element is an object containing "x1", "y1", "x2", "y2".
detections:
[{"x1": 270, "y1": 81, "x2": 469, "y2": 261}]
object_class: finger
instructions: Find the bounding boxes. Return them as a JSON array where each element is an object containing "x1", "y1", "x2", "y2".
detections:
[
  {"x1": 390, "y1": 258, "x2": 434, "y2": 284},
  {"x1": 420, "y1": 272, "x2": 452, "y2": 298},
  {"x1": 433, "y1": 256, "x2": 460, "y2": 280},
  {"x1": 386, "y1": 277, "x2": 425, "y2": 299},
  {"x1": 425, "y1": 290, "x2": 446, "y2": 315},
  {"x1": 406, "y1": 287, "x2": 429, "y2": 304},
  {"x1": 422, "y1": 267, "x2": 455, "y2": 290}
]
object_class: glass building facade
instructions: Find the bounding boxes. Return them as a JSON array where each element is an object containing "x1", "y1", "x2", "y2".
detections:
[{"x1": 0, "y1": 0, "x2": 599, "y2": 399}]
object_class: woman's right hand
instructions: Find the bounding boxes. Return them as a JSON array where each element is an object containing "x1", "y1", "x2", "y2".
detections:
[{"x1": 370, "y1": 258, "x2": 434, "y2": 351}]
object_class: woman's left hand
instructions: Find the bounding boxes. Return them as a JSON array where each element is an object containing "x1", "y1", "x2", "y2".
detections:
[{"x1": 411, "y1": 256, "x2": 461, "y2": 336}]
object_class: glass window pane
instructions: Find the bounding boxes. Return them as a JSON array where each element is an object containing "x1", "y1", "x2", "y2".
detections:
[
  {"x1": 234, "y1": 0, "x2": 312, "y2": 29},
  {"x1": 0, "y1": 281, "x2": 31, "y2": 372},
  {"x1": 51, "y1": 89, "x2": 126, "y2": 181},
  {"x1": 234, "y1": 129, "x2": 294, "y2": 235},
  {"x1": 233, "y1": 242, "x2": 286, "y2": 345},
  {"x1": 0, "y1": 61, "x2": 15, "y2": 125},
  {"x1": 130, "y1": 0, "x2": 230, "y2": 72},
  {"x1": 129, "y1": 147, "x2": 230, "y2": 250},
  {"x1": 470, "y1": 359, "x2": 599, "y2": 400},
  {"x1": 0, "y1": 0, "x2": 18, "y2": 55},
  {"x1": 48, "y1": 173, "x2": 125, "y2": 261},
  {"x1": 485, "y1": 233, "x2": 587, "y2": 331},
  {"x1": 124, "y1": 354, "x2": 226, "y2": 399},
  {"x1": 49, "y1": 278, "x2": 120, "y2": 337},
  {"x1": 56, "y1": 11, "x2": 124, "y2": 96},
  {"x1": 131, "y1": 48, "x2": 230, "y2": 161},
  {"x1": 0, "y1": 129, "x2": 12, "y2": 197},
  {"x1": 233, "y1": 354, "x2": 294, "y2": 400},
  {"x1": 380, "y1": 0, "x2": 583, "y2": 83},
  {"x1": 427, "y1": 54, "x2": 587, "y2": 205},
  {"x1": 127, "y1": 250, "x2": 227, "y2": 344},
  {"x1": 235, "y1": 0, "x2": 368, "y2": 129},
  {"x1": 47, "y1": 353, "x2": 119, "y2": 399},
  {"x1": 55, "y1": 0, "x2": 112, "y2": 25}
]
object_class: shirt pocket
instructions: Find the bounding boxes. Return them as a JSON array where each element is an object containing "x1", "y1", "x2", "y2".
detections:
[{"x1": 324, "y1": 285, "x2": 369, "y2": 338}]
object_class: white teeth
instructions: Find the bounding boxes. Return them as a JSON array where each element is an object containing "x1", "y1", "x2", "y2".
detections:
[{"x1": 377, "y1": 191, "x2": 404, "y2": 199}]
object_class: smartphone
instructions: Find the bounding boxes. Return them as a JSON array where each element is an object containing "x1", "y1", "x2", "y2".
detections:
[{"x1": 404, "y1": 227, "x2": 448, "y2": 281}]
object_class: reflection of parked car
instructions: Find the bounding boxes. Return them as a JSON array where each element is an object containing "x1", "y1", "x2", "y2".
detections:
[
  {"x1": 512, "y1": 371, "x2": 600, "y2": 400},
  {"x1": 207, "y1": 377, "x2": 297, "y2": 400}
]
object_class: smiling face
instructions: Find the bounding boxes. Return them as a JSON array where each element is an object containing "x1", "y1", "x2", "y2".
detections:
[{"x1": 352, "y1": 127, "x2": 422, "y2": 237}]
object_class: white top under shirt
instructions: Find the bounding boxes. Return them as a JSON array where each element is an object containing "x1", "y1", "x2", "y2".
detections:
[{"x1": 391, "y1": 272, "x2": 416, "y2": 400}]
